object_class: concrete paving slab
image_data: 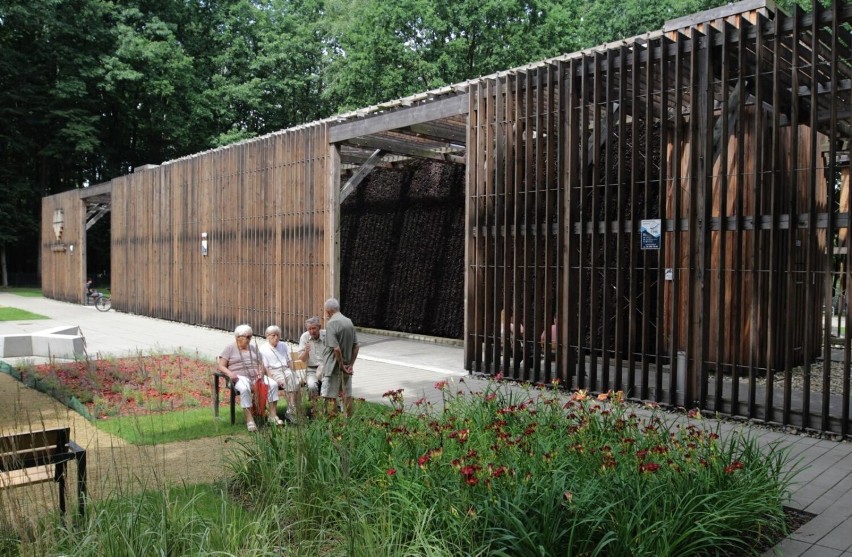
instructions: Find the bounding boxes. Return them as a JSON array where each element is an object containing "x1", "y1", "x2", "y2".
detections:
[{"x1": 814, "y1": 516, "x2": 852, "y2": 552}]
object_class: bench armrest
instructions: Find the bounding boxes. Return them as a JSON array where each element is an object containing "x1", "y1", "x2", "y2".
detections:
[
  {"x1": 213, "y1": 370, "x2": 234, "y2": 388},
  {"x1": 68, "y1": 440, "x2": 86, "y2": 458}
]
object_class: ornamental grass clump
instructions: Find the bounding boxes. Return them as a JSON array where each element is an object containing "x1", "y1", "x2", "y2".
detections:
[{"x1": 231, "y1": 379, "x2": 794, "y2": 556}]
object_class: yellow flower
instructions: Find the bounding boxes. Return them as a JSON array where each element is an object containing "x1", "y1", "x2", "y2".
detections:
[{"x1": 573, "y1": 389, "x2": 589, "y2": 402}]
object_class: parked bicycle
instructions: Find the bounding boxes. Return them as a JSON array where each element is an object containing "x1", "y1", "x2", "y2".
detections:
[
  {"x1": 93, "y1": 293, "x2": 111, "y2": 312},
  {"x1": 85, "y1": 277, "x2": 111, "y2": 311},
  {"x1": 85, "y1": 290, "x2": 111, "y2": 312}
]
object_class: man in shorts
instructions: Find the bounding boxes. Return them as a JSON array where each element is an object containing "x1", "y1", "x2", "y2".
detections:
[{"x1": 321, "y1": 298, "x2": 358, "y2": 418}]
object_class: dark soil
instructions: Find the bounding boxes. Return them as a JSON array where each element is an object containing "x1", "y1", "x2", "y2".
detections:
[{"x1": 737, "y1": 506, "x2": 814, "y2": 556}]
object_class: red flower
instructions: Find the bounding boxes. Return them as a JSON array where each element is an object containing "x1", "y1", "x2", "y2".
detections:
[
  {"x1": 724, "y1": 461, "x2": 745, "y2": 474},
  {"x1": 490, "y1": 465, "x2": 508, "y2": 478},
  {"x1": 638, "y1": 462, "x2": 661, "y2": 473},
  {"x1": 386, "y1": 468, "x2": 397, "y2": 476}
]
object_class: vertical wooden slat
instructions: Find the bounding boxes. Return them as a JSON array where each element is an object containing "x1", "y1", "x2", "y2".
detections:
[
  {"x1": 565, "y1": 58, "x2": 580, "y2": 390},
  {"x1": 521, "y1": 72, "x2": 534, "y2": 381},
  {"x1": 843, "y1": 4, "x2": 852, "y2": 439},
  {"x1": 613, "y1": 46, "x2": 627, "y2": 393},
  {"x1": 668, "y1": 33, "x2": 684, "y2": 406},
  {"x1": 652, "y1": 37, "x2": 668, "y2": 402},
  {"x1": 686, "y1": 27, "x2": 699, "y2": 408},
  {"x1": 543, "y1": 64, "x2": 555, "y2": 382},
  {"x1": 802, "y1": 0, "x2": 821, "y2": 431},
  {"x1": 822, "y1": 2, "x2": 839, "y2": 433},
  {"x1": 626, "y1": 43, "x2": 641, "y2": 397},
  {"x1": 468, "y1": 83, "x2": 483, "y2": 371},
  {"x1": 601, "y1": 50, "x2": 613, "y2": 391},
  {"x1": 748, "y1": 19, "x2": 765, "y2": 420},
  {"x1": 714, "y1": 21, "x2": 731, "y2": 413},
  {"x1": 557, "y1": 60, "x2": 568, "y2": 385},
  {"x1": 589, "y1": 52, "x2": 602, "y2": 392},
  {"x1": 783, "y1": 6, "x2": 802, "y2": 427},
  {"x1": 484, "y1": 79, "x2": 496, "y2": 374},
  {"x1": 730, "y1": 15, "x2": 747, "y2": 415},
  {"x1": 493, "y1": 76, "x2": 506, "y2": 374},
  {"x1": 531, "y1": 67, "x2": 545, "y2": 383},
  {"x1": 501, "y1": 75, "x2": 515, "y2": 375},
  {"x1": 695, "y1": 23, "x2": 714, "y2": 410},
  {"x1": 512, "y1": 74, "x2": 525, "y2": 378},
  {"x1": 764, "y1": 11, "x2": 783, "y2": 423}
]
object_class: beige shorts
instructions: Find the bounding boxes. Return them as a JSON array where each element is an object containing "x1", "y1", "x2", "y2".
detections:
[{"x1": 269, "y1": 368, "x2": 300, "y2": 392}]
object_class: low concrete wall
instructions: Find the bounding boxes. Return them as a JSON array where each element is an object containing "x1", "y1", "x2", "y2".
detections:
[{"x1": 0, "y1": 325, "x2": 86, "y2": 359}]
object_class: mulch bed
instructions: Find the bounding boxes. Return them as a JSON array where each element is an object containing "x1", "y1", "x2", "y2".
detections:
[{"x1": 12, "y1": 354, "x2": 223, "y2": 419}]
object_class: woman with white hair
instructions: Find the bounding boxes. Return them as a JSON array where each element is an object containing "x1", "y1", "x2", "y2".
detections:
[
  {"x1": 259, "y1": 324, "x2": 301, "y2": 423},
  {"x1": 218, "y1": 324, "x2": 282, "y2": 431}
]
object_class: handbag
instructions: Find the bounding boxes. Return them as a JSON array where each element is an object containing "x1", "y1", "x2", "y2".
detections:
[{"x1": 252, "y1": 375, "x2": 269, "y2": 417}]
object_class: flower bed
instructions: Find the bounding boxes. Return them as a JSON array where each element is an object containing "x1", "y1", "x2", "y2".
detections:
[
  {"x1": 12, "y1": 354, "x2": 218, "y2": 419},
  {"x1": 232, "y1": 379, "x2": 795, "y2": 556}
]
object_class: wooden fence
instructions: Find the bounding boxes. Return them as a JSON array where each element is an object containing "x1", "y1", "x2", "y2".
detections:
[
  {"x1": 465, "y1": 1, "x2": 852, "y2": 437},
  {"x1": 108, "y1": 124, "x2": 332, "y2": 340}
]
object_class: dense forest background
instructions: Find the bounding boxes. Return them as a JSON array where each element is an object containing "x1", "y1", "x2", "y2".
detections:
[{"x1": 0, "y1": 0, "x2": 806, "y2": 285}]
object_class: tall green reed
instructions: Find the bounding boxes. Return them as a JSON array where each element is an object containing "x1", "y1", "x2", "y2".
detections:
[{"x1": 227, "y1": 381, "x2": 795, "y2": 556}]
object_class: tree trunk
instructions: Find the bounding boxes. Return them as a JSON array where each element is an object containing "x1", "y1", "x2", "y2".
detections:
[{"x1": 1, "y1": 245, "x2": 8, "y2": 287}]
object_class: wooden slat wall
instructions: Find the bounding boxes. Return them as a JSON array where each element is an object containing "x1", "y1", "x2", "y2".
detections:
[
  {"x1": 467, "y1": 3, "x2": 852, "y2": 436},
  {"x1": 41, "y1": 191, "x2": 86, "y2": 303},
  {"x1": 110, "y1": 124, "x2": 330, "y2": 341}
]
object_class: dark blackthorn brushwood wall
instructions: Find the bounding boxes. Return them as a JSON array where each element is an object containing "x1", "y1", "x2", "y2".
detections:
[{"x1": 340, "y1": 160, "x2": 464, "y2": 339}]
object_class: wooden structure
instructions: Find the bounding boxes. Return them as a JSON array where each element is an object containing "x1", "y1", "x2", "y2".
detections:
[
  {"x1": 41, "y1": 0, "x2": 852, "y2": 437},
  {"x1": 467, "y1": 0, "x2": 852, "y2": 436},
  {"x1": 0, "y1": 427, "x2": 87, "y2": 518}
]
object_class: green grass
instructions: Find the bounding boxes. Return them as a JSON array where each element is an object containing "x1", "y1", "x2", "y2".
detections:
[
  {"x1": 0, "y1": 306, "x2": 48, "y2": 321},
  {"x1": 0, "y1": 286, "x2": 42, "y2": 297},
  {"x1": 47, "y1": 484, "x2": 263, "y2": 556},
  {"x1": 96, "y1": 407, "x2": 247, "y2": 445}
]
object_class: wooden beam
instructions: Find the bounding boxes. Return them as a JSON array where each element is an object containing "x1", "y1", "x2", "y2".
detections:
[
  {"x1": 343, "y1": 135, "x2": 464, "y2": 164},
  {"x1": 401, "y1": 122, "x2": 467, "y2": 144},
  {"x1": 340, "y1": 149, "x2": 384, "y2": 202},
  {"x1": 85, "y1": 204, "x2": 111, "y2": 230},
  {"x1": 329, "y1": 94, "x2": 469, "y2": 142},
  {"x1": 78, "y1": 181, "x2": 113, "y2": 200}
]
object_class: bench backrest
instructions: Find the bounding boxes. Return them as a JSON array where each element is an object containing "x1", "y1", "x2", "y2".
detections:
[
  {"x1": 0, "y1": 427, "x2": 70, "y2": 472},
  {"x1": 291, "y1": 351, "x2": 307, "y2": 371}
]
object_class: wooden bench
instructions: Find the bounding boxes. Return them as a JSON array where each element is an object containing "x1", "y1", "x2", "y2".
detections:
[
  {"x1": 0, "y1": 427, "x2": 87, "y2": 518},
  {"x1": 212, "y1": 352, "x2": 310, "y2": 425}
]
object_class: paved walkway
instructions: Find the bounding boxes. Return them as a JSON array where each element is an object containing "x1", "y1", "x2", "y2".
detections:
[{"x1": 1, "y1": 292, "x2": 851, "y2": 556}]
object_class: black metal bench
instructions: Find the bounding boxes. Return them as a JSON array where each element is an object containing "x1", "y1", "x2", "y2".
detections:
[
  {"x1": 212, "y1": 370, "x2": 239, "y2": 425},
  {"x1": 213, "y1": 354, "x2": 315, "y2": 425},
  {"x1": 0, "y1": 427, "x2": 87, "y2": 518},
  {"x1": 213, "y1": 371, "x2": 291, "y2": 425}
]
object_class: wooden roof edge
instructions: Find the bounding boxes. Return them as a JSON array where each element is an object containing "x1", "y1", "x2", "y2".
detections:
[{"x1": 662, "y1": 0, "x2": 776, "y2": 33}]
